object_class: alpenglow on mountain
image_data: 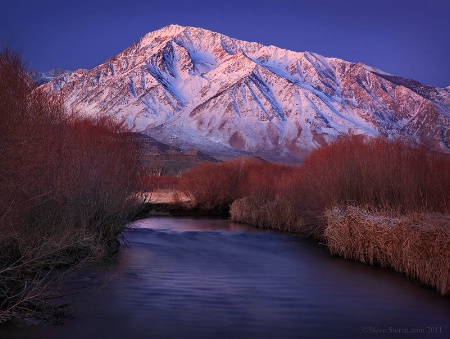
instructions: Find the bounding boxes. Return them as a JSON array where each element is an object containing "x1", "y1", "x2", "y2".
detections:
[{"x1": 42, "y1": 24, "x2": 450, "y2": 161}]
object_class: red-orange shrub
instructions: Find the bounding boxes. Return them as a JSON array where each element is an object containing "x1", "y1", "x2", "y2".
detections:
[
  {"x1": 180, "y1": 161, "x2": 241, "y2": 211},
  {"x1": 229, "y1": 135, "x2": 450, "y2": 238},
  {"x1": 180, "y1": 157, "x2": 293, "y2": 212},
  {"x1": 0, "y1": 49, "x2": 143, "y2": 322},
  {"x1": 298, "y1": 135, "x2": 450, "y2": 214},
  {"x1": 140, "y1": 175, "x2": 180, "y2": 191}
]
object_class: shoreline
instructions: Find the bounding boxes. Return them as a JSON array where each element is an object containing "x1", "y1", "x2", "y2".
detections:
[{"x1": 139, "y1": 189, "x2": 450, "y2": 297}]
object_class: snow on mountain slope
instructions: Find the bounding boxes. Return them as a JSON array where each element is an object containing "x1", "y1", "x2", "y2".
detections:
[
  {"x1": 42, "y1": 24, "x2": 450, "y2": 161},
  {"x1": 27, "y1": 68, "x2": 72, "y2": 86}
]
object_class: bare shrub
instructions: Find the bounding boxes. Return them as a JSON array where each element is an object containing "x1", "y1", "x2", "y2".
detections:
[
  {"x1": 229, "y1": 136, "x2": 450, "y2": 243},
  {"x1": 140, "y1": 174, "x2": 180, "y2": 192},
  {"x1": 181, "y1": 157, "x2": 293, "y2": 213},
  {"x1": 0, "y1": 49, "x2": 142, "y2": 324},
  {"x1": 180, "y1": 161, "x2": 243, "y2": 212},
  {"x1": 325, "y1": 206, "x2": 450, "y2": 296}
]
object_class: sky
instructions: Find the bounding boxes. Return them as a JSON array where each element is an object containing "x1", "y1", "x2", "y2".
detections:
[{"x1": 1, "y1": 0, "x2": 449, "y2": 88}]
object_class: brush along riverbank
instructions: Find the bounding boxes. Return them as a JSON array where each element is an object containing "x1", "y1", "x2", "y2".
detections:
[
  {"x1": 0, "y1": 49, "x2": 144, "y2": 326},
  {"x1": 230, "y1": 199, "x2": 450, "y2": 296},
  {"x1": 181, "y1": 137, "x2": 450, "y2": 296},
  {"x1": 325, "y1": 206, "x2": 450, "y2": 296}
]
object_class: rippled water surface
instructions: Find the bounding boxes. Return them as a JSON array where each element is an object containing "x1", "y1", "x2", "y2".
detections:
[{"x1": 3, "y1": 217, "x2": 449, "y2": 338}]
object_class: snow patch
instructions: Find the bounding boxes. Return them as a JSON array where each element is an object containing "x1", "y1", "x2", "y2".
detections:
[{"x1": 362, "y1": 64, "x2": 393, "y2": 76}]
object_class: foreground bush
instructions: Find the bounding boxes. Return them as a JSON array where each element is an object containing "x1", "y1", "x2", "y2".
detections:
[
  {"x1": 0, "y1": 49, "x2": 143, "y2": 324},
  {"x1": 325, "y1": 206, "x2": 450, "y2": 296}
]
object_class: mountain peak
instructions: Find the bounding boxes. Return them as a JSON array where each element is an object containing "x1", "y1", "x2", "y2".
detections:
[
  {"x1": 139, "y1": 24, "x2": 187, "y2": 46},
  {"x1": 157, "y1": 24, "x2": 186, "y2": 34},
  {"x1": 42, "y1": 25, "x2": 450, "y2": 161}
]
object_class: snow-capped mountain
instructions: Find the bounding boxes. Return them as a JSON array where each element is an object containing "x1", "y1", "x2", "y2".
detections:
[{"x1": 42, "y1": 24, "x2": 450, "y2": 161}]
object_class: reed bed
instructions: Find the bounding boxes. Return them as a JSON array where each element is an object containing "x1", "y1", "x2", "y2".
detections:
[
  {"x1": 230, "y1": 197, "x2": 299, "y2": 231},
  {"x1": 230, "y1": 196, "x2": 325, "y2": 237},
  {"x1": 325, "y1": 206, "x2": 450, "y2": 296}
]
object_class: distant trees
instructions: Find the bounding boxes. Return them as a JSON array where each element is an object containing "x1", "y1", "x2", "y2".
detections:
[
  {"x1": 180, "y1": 157, "x2": 293, "y2": 213},
  {"x1": 181, "y1": 135, "x2": 450, "y2": 238},
  {"x1": 298, "y1": 135, "x2": 450, "y2": 214}
]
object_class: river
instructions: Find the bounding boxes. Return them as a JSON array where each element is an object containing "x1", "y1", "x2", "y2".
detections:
[{"x1": 2, "y1": 217, "x2": 449, "y2": 338}]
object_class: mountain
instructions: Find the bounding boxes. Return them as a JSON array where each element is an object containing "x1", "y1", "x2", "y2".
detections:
[
  {"x1": 28, "y1": 68, "x2": 72, "y2": 86},
  {"x1": 41, "y1": 24, "x2": 450, "y2": 161}
]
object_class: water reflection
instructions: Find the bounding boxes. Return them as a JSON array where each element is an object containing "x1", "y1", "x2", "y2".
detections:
[
  {"x1": 2, "y1": 217, "x2": 449, "y2": 339},
  {"x1": 129, "y1": 216, "x2": 262, "y2": 232}
]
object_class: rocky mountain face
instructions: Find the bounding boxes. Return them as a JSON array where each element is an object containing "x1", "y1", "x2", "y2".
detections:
[
  {"x1": 41, "y1": 25, "x2": 450, "y2": 161},
  {"x1": 28, "y1": 68, "x2": 72, "y2": 86}
]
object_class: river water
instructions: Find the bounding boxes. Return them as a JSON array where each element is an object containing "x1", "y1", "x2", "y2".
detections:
[{"x1": 2, "y1": 217, "x2": 449, "y2": 339}]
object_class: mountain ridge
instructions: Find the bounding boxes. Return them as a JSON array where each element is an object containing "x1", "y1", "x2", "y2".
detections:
[
  {"x1": 41, "y1": 24, "x2": 450, "y2": 161},
  {"x1": 28, "y1": 68, "x2": 72, "y2": 86}
]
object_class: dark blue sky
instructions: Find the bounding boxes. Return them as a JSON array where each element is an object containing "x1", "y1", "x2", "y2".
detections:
[{"x1": 1, "y1": 0, "x2": 449, "y2": 87}]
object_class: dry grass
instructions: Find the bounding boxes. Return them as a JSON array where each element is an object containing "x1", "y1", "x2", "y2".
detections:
[
  {"x1": 325, "y1": 206, "x2": 450, "y2": 296},
  {"x1": 147, "y1": 190, "x2": 190, "y2": 204},
  {"x1": 230, "y1": 197, "x2": 298, "y2": 231}
]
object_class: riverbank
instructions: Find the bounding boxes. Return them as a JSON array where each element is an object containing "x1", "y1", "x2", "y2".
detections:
[
  {"x1": 0, "y1": 50, "x2": 143, "y2": 326},
  {"x1": 325, "y1": 207, "x2": 450, "y2": 296},
  {"x1": 178, "y1": 137, "x2": 450, "y2": 296},
  {"x1": 133, "y1": 187, "x2": 450, "y2": 296},
  {"x1": 133, "y1": 190, "x2": 230, "y2": 218},
  {"x1": 3, "y1": 217, "x2": 449, "y2": 339}
]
